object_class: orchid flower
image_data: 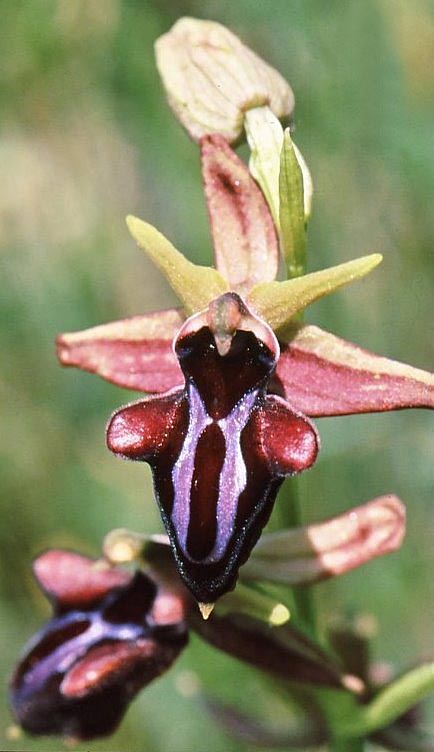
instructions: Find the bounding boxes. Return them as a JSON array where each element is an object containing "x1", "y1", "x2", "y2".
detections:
[
  {"x1": 55, "y1": 20, "x2": 433, "y2": 613},
  {"x1": 57, "y1": 134, "x2": 433, "y2": 608}
]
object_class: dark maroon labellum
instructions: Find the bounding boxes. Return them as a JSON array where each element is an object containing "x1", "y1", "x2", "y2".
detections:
[{"x1": 107, "y1": 294, "x2": 319, "y2": 604}]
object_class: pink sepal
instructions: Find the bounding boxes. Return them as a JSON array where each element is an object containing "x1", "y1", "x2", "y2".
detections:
[
  {"x1": 201, "y1": 135, "x2": 279, "y2": 295},
  {"x1": 276, "y1": 325, "x2": 434, "y2": 417},
  {"x1": 56, "y1": 309, "x2": 184, "y2": 393},
  {"x1": 33, "y1": 550, "x2": 131, "y2": 609}
]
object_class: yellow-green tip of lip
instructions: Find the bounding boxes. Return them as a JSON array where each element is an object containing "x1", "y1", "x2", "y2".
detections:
[{"x1": 198, "y1": 602, "x2": 215, "y2": 620}]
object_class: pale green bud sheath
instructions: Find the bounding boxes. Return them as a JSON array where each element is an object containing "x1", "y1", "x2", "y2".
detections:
[{"x1": 245, "y1": 107, "x2": 313, "y2": 278}]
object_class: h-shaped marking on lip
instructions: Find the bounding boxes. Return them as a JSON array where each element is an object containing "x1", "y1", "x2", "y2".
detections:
[
  {"x1": 171, "y1": 382, "x2": 259, "y2": 563},
  {"x1": 20, "y1": 612, "x2": 144, "y2": 693}
]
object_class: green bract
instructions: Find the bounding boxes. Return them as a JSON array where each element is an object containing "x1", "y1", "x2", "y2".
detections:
[{"x1": 279, "y1": 129, "x2": 307, "y2": 279}]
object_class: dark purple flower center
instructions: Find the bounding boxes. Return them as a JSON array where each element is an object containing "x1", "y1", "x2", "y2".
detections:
[{"x1": 107, "y1": 295, "x2": 319, "y2": 604}]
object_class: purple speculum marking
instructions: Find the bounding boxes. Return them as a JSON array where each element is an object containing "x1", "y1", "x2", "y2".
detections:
[
  {"x1": 12, "y1": 572, "x2": 157, "y2": 701},
  {"x1": 15, "y1": 611, "x2": 144, "y2": 698},
  {"x1": 171, "y1": 382, "x2": 212, "y2": 557},
  {"x1": 153, "y1": 306, "x2": 284, "y2": 603},
  {"x1": 172, "y1": 383, "x2": 259, "y2": 564},
  {"x1": 211, "y1": 389, "x2": 260, "y2": 561},
  {"x1": 107, "y1": 294, "x2": 319, "y2": 604}
]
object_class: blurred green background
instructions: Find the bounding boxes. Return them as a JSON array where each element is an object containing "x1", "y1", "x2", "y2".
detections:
[{"x1": 1, "y1": 1, "x2": 433, "y2": 750}]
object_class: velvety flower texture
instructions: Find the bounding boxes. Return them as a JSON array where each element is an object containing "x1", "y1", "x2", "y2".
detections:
[
  {"x1": 10, "y1": 551, "x2": 188, "y2": 740},
  {"x1": 107, "y1": 293, "x2": 319, "y2": 603}
]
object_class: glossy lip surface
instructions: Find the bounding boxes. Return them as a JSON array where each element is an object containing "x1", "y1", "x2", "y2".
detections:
[{"x1": 107, "y1": 296, "x2": 319, "y2": 604}]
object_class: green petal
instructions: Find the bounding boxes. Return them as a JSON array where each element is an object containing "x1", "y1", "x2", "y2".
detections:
[
  {"x1": 279, "y1": 128, "x2": 306, "y2": 278},
  {"x1": 247, "y1": 253, "x2": 383, "y2": 335},
  {"x1": 245, "y1": 106, "x2": 313, "y2": 265},
  {"x1": 126, "y1": 215, "x2": 228, "y2": 315},
  {"x1": 245, "y1": 106, "x2": 282, "y2": 227}
]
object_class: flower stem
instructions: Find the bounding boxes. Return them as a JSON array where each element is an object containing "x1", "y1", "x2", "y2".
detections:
[{"x1": 276, "y1": 478, "x2": 317, "y2": 636}]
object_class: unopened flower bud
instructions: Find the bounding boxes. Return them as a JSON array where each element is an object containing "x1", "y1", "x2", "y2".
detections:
[
  {"x1": 155, "y1": 18, "x2": 294, "y2": 143},
  {"x1": 241, "y1": 495, "x2": 406, "y2": 586}
]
